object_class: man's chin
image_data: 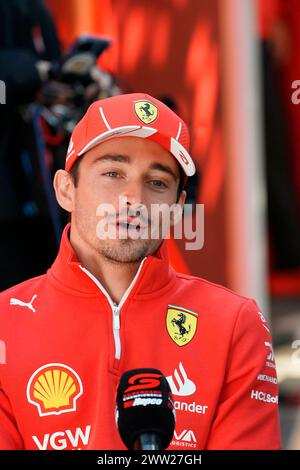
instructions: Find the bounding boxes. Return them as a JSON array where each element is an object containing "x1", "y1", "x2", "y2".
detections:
[{"x1": 97, "y1": 239, "x2": 152, "y2": 264}]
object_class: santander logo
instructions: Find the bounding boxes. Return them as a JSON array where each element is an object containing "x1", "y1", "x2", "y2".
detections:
[{"x1": 166, "y1": 362, "x2": 196, "y2": 397}]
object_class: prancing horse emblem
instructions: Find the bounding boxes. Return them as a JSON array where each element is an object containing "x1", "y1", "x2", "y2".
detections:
[
  {"x1": 166, "y1": 305, "x2": 198, "y2": 347},
  {"x1": 134, "y1": 100, "x2": 158, "y2": 124},
  {"x1": 171, "y1": 313, "x2": 191, "y2": 339}
]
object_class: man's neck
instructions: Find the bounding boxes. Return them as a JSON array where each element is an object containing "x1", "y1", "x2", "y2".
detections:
[{"x1": 70, "y1": 229, "x2": 141, "y2": 305}]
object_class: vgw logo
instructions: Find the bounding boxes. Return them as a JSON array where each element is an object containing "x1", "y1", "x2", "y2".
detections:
[{"x1": 32, "y1": 425, "x2": 91, "y2": 450}]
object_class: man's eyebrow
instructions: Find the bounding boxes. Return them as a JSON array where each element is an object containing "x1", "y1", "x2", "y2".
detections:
[
  {"x1": 92, "y1": 154, "x2": 178, "y2": 181},
  {"x1": 149, "y1": 162, "x2": 178, "y2": 181},
  {"x1": 92, "y1": 154, "x2": 131, "y2": 164}
]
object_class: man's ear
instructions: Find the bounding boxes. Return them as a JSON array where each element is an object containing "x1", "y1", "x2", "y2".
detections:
[
  {"x1": 53, "y1": 170, "x2": 76, "y2": 212},
  {"x1": 177, "y1": 189, "x2": 187, "y2": 208}
]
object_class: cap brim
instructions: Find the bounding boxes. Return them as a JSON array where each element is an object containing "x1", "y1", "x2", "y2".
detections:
[{"x1": 77, "y1": 125, "x2": 196, "y2": 177}]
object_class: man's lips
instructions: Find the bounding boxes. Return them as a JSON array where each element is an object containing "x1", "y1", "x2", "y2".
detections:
[
  {"x1": 117, "y1": 222, "x2": 146, "y2": 233},
  {"x1": 116, "y1": 218, "x2": 148, "y2": 229}
]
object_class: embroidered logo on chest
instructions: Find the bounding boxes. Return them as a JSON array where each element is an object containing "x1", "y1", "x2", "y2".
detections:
[{"x1": 166, "y1": 304, "x2": 198, "y2": 346}]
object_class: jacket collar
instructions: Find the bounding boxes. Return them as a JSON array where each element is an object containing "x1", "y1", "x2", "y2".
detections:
[{"x1": 48, "y1": 224, "x2": 176, "y2": 297}]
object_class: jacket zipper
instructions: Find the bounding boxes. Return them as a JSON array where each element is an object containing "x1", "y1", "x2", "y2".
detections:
[{"x1": 79, "y1": 258, "x2": 147, "y2": 360}]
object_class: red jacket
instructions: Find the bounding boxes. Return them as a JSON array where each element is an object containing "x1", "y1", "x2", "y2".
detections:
[{"x1": 0, "y1": 225, "x2": 281, "y2": 450}]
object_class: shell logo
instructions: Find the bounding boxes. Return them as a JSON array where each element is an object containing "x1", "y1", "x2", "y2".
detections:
[{"x1": 26, "y1": 363, "x2": 83, "y2": 417}]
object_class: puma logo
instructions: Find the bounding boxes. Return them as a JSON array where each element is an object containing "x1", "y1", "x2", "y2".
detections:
[{"x1": 10, "y1": 294, "x2": 37, "y2": 313}]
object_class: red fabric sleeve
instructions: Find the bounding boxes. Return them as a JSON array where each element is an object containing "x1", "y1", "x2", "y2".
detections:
[{"x1": 205, "y1": 299, "x2": 281, "y2": 449}]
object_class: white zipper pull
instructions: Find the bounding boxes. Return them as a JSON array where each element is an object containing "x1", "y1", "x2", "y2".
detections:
[
  {"x1": 79, "y1": 258, "x2": 147, "y2": 361},
  {"x1": 113, "y1": 305, "x2": 120, "y2": 330}
]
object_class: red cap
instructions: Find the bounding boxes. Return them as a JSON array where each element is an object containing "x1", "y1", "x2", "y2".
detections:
[{"x1": 65, "y1": 93, "x2": 196, "y2": 178}]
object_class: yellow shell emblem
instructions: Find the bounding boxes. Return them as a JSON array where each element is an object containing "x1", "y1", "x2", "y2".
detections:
[
  {"x1": 134, "y1": 100, "x2": 158, "y2": 124},
  {"x1": 27, "y1": 363, "x2": 83, "y2": 416},
  {"x1": 166, "y1": 304, "x2": 198, "y2": 347}
]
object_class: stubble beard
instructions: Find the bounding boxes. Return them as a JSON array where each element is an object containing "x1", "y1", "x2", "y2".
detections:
[{"x1": 98, "y1": 237, "x2": 161, "y2": 263}]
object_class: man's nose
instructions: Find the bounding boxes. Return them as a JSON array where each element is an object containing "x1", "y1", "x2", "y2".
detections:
[{"x1": 120, "y1": 180, "x2": 144, "y2": 207}]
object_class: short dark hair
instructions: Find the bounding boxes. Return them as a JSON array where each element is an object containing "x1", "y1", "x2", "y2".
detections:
[
  {"x1": 69, "y1": 155, "x2": 185, "y2": 202},
  {"x1": 69, "y1": 154, "x2": 84, "y2": 188}
]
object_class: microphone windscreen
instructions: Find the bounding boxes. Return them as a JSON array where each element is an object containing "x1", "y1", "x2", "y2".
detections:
[{"x1": 116, "y1": 368, "x2": 175, "y2": 449}]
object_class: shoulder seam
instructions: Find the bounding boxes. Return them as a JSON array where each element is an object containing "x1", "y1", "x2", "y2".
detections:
[{"x1": 175, "y1": 272, "x2": 251, "y2": 302}]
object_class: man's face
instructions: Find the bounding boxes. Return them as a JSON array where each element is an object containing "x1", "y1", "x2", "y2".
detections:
[{"x1": 66, "y1": 136, "x2": 185, "y2": 263}]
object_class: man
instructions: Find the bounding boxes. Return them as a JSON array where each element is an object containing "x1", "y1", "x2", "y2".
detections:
[{"x1": 0, "y1": 93, "x2": 281, "y2": 449}]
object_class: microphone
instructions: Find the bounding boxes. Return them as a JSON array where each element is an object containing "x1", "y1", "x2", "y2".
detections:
[{"x1": 116, "y1": 368, "x2": 175, "y2": 450}]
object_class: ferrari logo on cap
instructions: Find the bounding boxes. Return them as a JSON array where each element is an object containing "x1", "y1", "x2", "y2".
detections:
[
  {"x1": 134, "y1": 100, "x2": 158, "y2": 124},
  {"x1": 166, "y1": 304, "x2": 198, "y2": 347}
]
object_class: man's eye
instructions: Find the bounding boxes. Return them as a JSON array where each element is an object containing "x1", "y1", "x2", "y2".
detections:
[
  {"x1": 150, "y1": 180, "x2": 167, "y2": 188},
  {"x1": 104, "y1": 171, "x2": 119, "y2": 177}
]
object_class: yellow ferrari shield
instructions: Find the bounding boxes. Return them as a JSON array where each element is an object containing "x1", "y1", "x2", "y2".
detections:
[
  {"x1": 166, "y1": 304, "x2": 198, "y2": 347},
  {"x1": 134, "y1": 100, "x2": 158, "y2": 124}
]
